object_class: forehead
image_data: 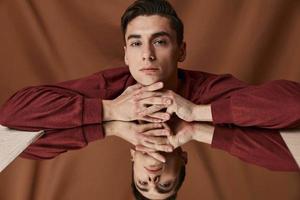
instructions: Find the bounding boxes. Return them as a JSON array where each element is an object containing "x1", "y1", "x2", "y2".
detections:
[{"x1": 125, "y1": 15, "x2": 175, "y2": 37}]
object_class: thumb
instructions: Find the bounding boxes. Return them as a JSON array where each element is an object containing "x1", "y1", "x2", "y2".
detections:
[
  {"x1": 125, "y1": 83, "x2": 143, "y2": 93},
  {"x1": 166, "y1": 106, "x2": 175, "y2": 115},
  {"x1": 167, "y1": 135, "x2": 178, "y2": 149}
]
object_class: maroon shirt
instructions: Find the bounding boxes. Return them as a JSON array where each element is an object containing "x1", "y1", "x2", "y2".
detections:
[
  {"x1": 0, "y1": 67, "x2": 299, "y2": 170},
  {"x1": 212, "y1": 126, "x2": 298, "y2": 171}
]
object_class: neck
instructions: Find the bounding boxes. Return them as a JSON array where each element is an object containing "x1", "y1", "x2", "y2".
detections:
[
  {"x1": 163, "y1": 69, "x2": 185, "y2": 96},
  {"x1": 163, "y1": 69, "x2": 179, "y2": 92}
]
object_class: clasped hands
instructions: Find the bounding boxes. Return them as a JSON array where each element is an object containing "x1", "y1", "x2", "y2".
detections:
[
  {"x1": 103, "y1": 81, "x2": 200, "y2": 162},
  {"x1": 103, "y1": 81, "x2": 198, "y2": 123}
]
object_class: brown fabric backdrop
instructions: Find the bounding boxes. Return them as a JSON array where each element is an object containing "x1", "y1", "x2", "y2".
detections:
[{"x1": 0, "y1": 0, "x2": 300, "y2": 199}]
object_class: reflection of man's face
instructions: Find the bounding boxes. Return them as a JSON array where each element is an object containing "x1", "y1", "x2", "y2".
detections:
[
  {"x1": 131, "y1": 148, "x2": 186, "y2": 199},
  {"x1": 124, "y1": 15, "x2": 185, "y2": 86}
]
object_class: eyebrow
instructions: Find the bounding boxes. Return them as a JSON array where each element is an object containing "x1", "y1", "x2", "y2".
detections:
[
  {"x1": 135, "y1": 181, "x2": 176, "y2": 194},
  {"x1": 156, "y1": 183, "x2": 175, "y2": 194},
  {"x1": 135, "y1": 183, "x2": 149, "y2": 192},
  {"x1": 127, "y1": 31, "x2": 172, "y2": 41}
]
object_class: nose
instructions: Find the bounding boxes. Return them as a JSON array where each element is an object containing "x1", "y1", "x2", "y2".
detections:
[
  {"x1": 148, "y1": 175, "x2": 160, "y2": 184},
  {"x1": 142, "y1": 43, "x2": 156, "y2": 62}
]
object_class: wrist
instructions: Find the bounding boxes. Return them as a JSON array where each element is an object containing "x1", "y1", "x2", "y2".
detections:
[
  {"x1": 192, "y1": 104, "x2": 213, "y2": 122},
  {"x1": 102, "y1": 100, "x2": 116, "y2": 121},
  {"x1": 192, "y1": 123, "x2": 214, "y2": 144},
  {"x1": 103, "y1": 122, "x2": 118, "y2": 137}
]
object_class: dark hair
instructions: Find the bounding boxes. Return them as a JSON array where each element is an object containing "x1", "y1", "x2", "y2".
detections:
[
  {"x1": 131, "y1": 165, "x2": 186, "y2": 200},
  {"x1": 121, "y1": 0, "x2": 184, "y2": 44}
]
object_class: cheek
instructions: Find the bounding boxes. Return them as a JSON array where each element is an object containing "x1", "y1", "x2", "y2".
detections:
[
  {"x1": 158, "y1": 49, "x2": 178, "y2": 65},
  {"x1": 134, "y1": 163, "x2": 148, "y2": 180},
  {"x1": 126, "y1": 49, "x2": 140, "y2": 64}
]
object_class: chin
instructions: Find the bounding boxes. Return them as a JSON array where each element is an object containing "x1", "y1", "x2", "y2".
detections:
[{"x1": 138, "y1": 77, "x2": 164, "y2": 86}]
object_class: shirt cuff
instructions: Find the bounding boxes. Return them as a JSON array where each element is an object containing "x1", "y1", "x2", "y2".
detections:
[
  {"x1": 211, "y1": 98, "x2": 233, "y2": 125},
  {"x1": 211, "y1": 125, "x2": 236, "y2": 152},
  {"x1": 83, "y1": 124, "x2": 104, "y2": 143},
  {"x1": 83, "y1": 98, "x2": 102, "y2": 124}
]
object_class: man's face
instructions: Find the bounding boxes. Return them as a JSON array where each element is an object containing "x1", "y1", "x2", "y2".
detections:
[
  {"x1": 131, "y1": 149, "x2": 186, "y2": 199},
  {"x1": 124, "y1": 15, "x2": 186, "y2": 86}
]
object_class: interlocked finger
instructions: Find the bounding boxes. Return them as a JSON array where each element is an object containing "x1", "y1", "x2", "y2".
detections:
[
  {"x1": 139, "y1": 97, "x2": 172, "y2": 105},
  {"x1": 141, "y1": 116, "x2": 167, "y2": 123},
  {"x1": 137, "y1": 123, "x2": 163, "y2": 132},
  {"x1": 135, "y1": 145, "x2": 156, "y2": 153},
  {"x1": 141, "y1": 141, "x2": 173, "y2": 152},
  {"x1": 142, "y1": 129, "x2": 170, "y2": 136},
  {"x1": 136, "y1": 145, "x2": 166, "y2": 163},
  {"x1": 139, "y1": 105, "x2": 167, "y2": 116},
  {"x1": 147, "y1": 152, "x2": 166, "y2": 163},
  {"x1": 147, "y1": 112, "x2": 170, "y2": 121},
  {"x1": 143, "y1": 135, "x2": 169, "y2": 144},
  {"x1": 134, "y1": 91, "x2": 164, "y2": 100}
]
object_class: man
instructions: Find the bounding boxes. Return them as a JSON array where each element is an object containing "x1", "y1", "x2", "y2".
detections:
[{"x1": 0, "y1": 0, "x2": 300, "y2": 199}]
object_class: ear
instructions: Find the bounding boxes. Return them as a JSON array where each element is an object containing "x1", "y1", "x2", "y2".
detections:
[
  {"x1": 181, "y1": 151, "x2": 188, "y2": 164},
  {"x1": 130, "y1": 148, "x2": 136, "y2": 162},
  {"x1": 178, "y1": 42, "x2": 186, "y2": 62},
  {"x1": 124, "y1": 46, "x2": 129, "y2": 66}
]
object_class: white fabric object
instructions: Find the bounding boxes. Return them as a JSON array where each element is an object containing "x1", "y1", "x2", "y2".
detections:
[
  {"x1": 280, "y1": 129, "x2": 300, "y2": 168},
  {"x1": 0, "y1": 125, "x2": 43, "y2": 172}
]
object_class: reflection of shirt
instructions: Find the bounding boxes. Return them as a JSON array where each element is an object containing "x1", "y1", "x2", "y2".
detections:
[
  {"x1": 0, "y1": 66, "x2": 299, "y2": 170},
  {"x1": 212, "y1": 126, "x2": 299, "y2": 171}
]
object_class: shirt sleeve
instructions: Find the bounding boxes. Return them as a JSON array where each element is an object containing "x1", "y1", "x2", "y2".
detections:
[
  {"x1": 211, "y1": 125, "x2": 299, "y2": 171},
  {"x1": 19, "y1": 124, "x2": 105, "y2": 159},
  {"x1": 0, "y1": 67, "x2": 134, "y2": 159},
  {"x1": 0, "y1": 73, "x2": 104, "y2": 132},
  {"x1": 193, "y1": 73, "x2": 300, "y2": 129}
]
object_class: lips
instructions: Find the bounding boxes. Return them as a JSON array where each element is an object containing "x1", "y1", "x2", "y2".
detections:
[
  {"x1": 140, "y1": 67, "x2": 159, "y2": 71},
  {"x1": 145, "y1": 166, "x2": 163, "y2": 173},
  {"x1": 140, "y1": 68, "x2": 159, "y2": 75}
]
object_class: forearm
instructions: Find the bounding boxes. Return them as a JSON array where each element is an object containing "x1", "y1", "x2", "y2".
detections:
[{"x1": 0, "y1": 86, "x2": 102, "y2": 131}]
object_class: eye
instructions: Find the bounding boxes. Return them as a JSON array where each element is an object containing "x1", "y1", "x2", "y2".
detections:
[
  {"x1": 130, "y1": 41, "x2": 142, "y2": 47},
  {"x1": 138, "y1": 180, "x2": 148, "y2": 186},
  {"x1": 153, "y1": 39, "x2": 167, "y2": 46},
  {"x1": 159, "y1": 182, "x2": 171, "y2": 188}
]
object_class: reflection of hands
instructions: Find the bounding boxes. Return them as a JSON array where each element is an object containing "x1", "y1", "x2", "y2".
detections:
[
  {"x1": 168, "y1": 120, "x2": 214, "y2": 148},
  {"x1": 104, "y1": 121, "x2": 173, "y2": 162},
  {"x1": 134, "y1": 119, "x2": 194, "y2": 162},
  {"x1": 103, "y1": 82, "x2": 172, "y2": 122},
  {"x1": 167, "y1": 120, "x2": 195, "y2": 148},
  {"x1": 139, "y1": 119, "x2": 214, "y2": 149}
]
